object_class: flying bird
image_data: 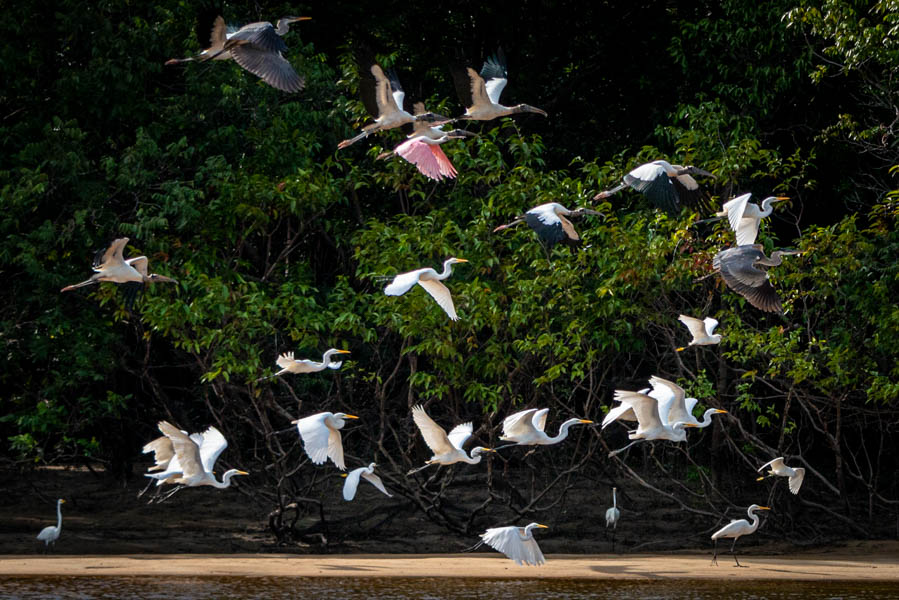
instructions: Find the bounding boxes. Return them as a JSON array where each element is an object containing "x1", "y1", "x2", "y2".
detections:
[
  {"x1": 711, "y1": 504, "x2": 770, "y2": 567},
  {"x1": 594, "y1": 160, "x2": 714, "y2": 215},
  {"x1": 497, "y1": 408, "x2": 592, "y2": 449},
  {"x1": 478, "y1": 523, "x2": 548, "y2": 566},
  {"x1": 166, "y1": 16, "x2": 309, "y2": 92},
  {"x1": 384, "y1": 258, "x2": 468, "y2": 321},
  {"x1": 36, "y1": 499, "x2": 65, "y2": 549},
  {"x1": 645, "y1": 376, "x2": 728, "y2": 429},
  {"x1": 493, "y1": 203, "x2": 603, "y2": 249},
  {"x1": 408, "y1": 404, "x2": 494, "y2": 474},
  {"x1": 712, "y1": 245, "x2": 802, "y2": 313},
  {"x1": 677, "y1": 315, "x2": 721, "y2": 351},
  {"x1": 757, "y1": 457, "x2": 806, "y2": 495},
  {"x1": 293, "y1": 412, "x2": 359, "y2": 471},
  {"x1": 453, "y1": 49, "x2": 548, "y2": 121},
  {"x1": 257, "y1": 348, "x2": 350, "y2": 381},
  {"x1": 602, "y1": 386, "x2": 699, "y2": 456},
  {"x1": 342, "y1": 462, "x2": 392, "y2": 501},
  {"x1": 715, "y1": 194, "x2": 788, "y2": 246},
  {"x1": 338, "y1": 64, "x2": 451, "y2": 149}
]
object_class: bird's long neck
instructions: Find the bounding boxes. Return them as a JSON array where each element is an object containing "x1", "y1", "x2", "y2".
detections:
[
  {"x1": 463, "y1": 451, "x2": 483, "y2": 465},
  {"x1": 759, "y1": 198, "x2": 776, "y2": 216},
  {"x1": 56, "y1": 502, "x2": 63, "y2": 530},
  {"x1": 696, "y1": 409, "x2": 719, "y2": 428},
  {"x1": 437, "y1": 260, "x2": 456, "y2": 280},
  {"x1": 211, "y1": 471, "x2": 237, "y2": 489},
  {"x1": 757, "y1": 253, "x2": 784, "y2": 267},
  {"x1": 747, "y1": 510, "x2": 761, "y2": 533},
  {"x1": 321, "y1": 349, "x2": 339, "y2": 364},
  {"x1": 549, "y1": 419, "x2": 579, "y2": 443},
  {"x1": 612, "y1": 489, "x2": 617, "y2": 508},
  {"x1": 276, "y1": 20, "x2": 291, "y2": 35}
]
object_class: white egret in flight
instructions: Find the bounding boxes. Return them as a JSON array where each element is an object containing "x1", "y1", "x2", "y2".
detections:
[
  {"x1": 493, "y1": 203, "x2": 603, "y2": 249},
  {"x1": 594, "y1": 160, "x2": 714, "y2": 215},
  {"x1": 715, "y1": 194, "x2": 788, "y2": 246},
  {"x1": 408, "y1": 404, "x2": 494, "y2": 474},
  {"x1": 713, "y1": 246, "x2": 802, "y2": 313},
  {"x1": 453, "y1": 49, "x2": 548, "y2": 121},
  {"x1": 338, "y1": 64, "x2": 450, "y2": 149},
  {"x1": 646, "y1": 376, "x2": 727, "y2": 429},
  {"x1": 384, "y1": 258, "x2": 468, "y2": 321},
  {"x1": 36, "y1": 499, "x2": 65, "y2": 549},
  {"x1": 677, "y1": 314, "x2": 721, "y2": 351},
  {"x1": 602, "y1": 387, "x2": 698, "y2": 456},
  {"x1": 757, "y1": 457, "x2": 806, "y2": 494},
  {"x1": 257, "y1": 348, "x2": 350, "y2": 381},
  {"x1": 478, "y1": 523, "x2": 548, "y2": 566},
  {"x1": 342, "y1": 462, "x2": 392, "y2": 501},
  {"x1": 497, "y1": 408, "x2": 593, "y2": 449},
  {"x1": 711, "y1": 504, "x2": 770, "y2": 567},
  {"x1": 293, "y1": 412, "x2": 359, "y2": 471},
  {"x1": 166, "y1": 16, "x2": 309, "y2": 92}
]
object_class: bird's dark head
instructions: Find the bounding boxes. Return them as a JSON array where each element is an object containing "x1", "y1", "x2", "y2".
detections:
[
  {"x1": 446, "y1": 129, "x2": 477, "y2": 139},
  {"x1": 515, "y1": 104, "x2": 548, "y2": 117},
  {"x1": 149, "y1": 274, "x2": 178, "y2": 284},
  {"x1": 684, "y1": 165, "x2": 715, "y2": 178}
]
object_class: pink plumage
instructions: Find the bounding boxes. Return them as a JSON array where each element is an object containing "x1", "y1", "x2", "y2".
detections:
[{"x1": 395, "y1": 139, "x2": 458, "y2": 181}]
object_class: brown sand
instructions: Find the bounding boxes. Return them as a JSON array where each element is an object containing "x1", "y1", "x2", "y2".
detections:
[{"x1": 2, "y1": 547, "x2": 898, "y2": 580}]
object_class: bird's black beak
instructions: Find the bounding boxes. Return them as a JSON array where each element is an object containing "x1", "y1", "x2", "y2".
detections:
[
  {"x1": 447, "y1": 129, "x2": 477, "y2": 139},
  {"x1": 520, "y1": 104, "x2": 548, "y2": 117}
]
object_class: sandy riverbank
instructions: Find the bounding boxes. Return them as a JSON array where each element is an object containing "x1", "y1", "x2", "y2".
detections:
[{"x1": 2, "y1": 545, "x2": 898, "y2": 581}]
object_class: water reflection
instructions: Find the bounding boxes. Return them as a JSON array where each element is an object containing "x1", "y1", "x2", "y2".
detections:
[{"x1": 0, "y1": 576, "x2": 897, "y2": 600}]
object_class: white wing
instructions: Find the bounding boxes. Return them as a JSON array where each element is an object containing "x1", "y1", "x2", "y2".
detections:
[
  {"x1": 627, "y1": 162, "x2": 666, "y2": 184},
  {"x1": 602, "y1": 402, "x2": 638, "y2": 429},
  {"x1": 142, "y1": 435, "x2": 175, "y2": 472},
  {"x1": 649, "y1": 376, "x2": 690, "y2": 427},
  {"x1": 484, "y1": 76, "x2": 507, "y2": 105},
  {"x1": 528, "y1": 204, "x2": 561, "y2": 225},
  {"x1": 502, "y1": 409, "x2": 540, "y2": 438},
  {"x1": 417, "y1": 278, "x2": 458, "y2": 321},
  {"x1": 411, "y1": 405, "x2": 454, "y2": 456},
  {"x1": 126, "y1": 256, "x2": 149, "y2": 277},
  {"x1": 614, "y1": 390, "x2": 663, "y2": 432},
  {"x1": 735, "y1": 216, "x2": 760, "y2": 246},
  {"x1": 343, "y1": 467, "x2": 364, "y2": 501},
  {"x1": 678, "y1": 314, "x2": 708, "y2": 342},
  {"x1": 531, "y1": 408, "x2": 549, "y2": 432},
  {"x1": 276, "y1": 352, "x2": 295, "y2": 370},
  {"x1": 158, "y1": 421, "x2": 203, "y2": 479},
  {"x1": 296, "y1": 413, "x2": 332, "y2": 465},
  {"x1": 361, "y1": 471, "x2": 392, "y2": 497},
  {"x1": 447, "y1": 422, "x2": 473, "y2": 451},
  {"x1": 703, "y1": 317, "x2": 719, "y2": 337},
  {"x1": 384, "y1": 269, "x2": 426, "y2": 296},
  {"x1": 789, "y1": 468, "x2": 806, "y2": 494},
  {"x1": 198, "y1": 426, "x2": 228, "y2": 474},
  {"x1": 758, "y1": 457, "x2": 785, "y2": 473},
  {"x1": 721, "y1": 193, "x2": 751, "y2": 232},
  {"x1": 328, "y1": 425, "x2": 346, "y2": 471},
  {"x1": 481, "y1": 526, "x2": 545, "y2": 566},
  {"x1": 685, "y1": 396, "x2": 699, "y2": 415}
]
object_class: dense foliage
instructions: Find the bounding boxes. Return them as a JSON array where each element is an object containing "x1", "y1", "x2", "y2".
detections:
[{"x1": 2, "y1": 0, "x2": 897, "y2": 546}]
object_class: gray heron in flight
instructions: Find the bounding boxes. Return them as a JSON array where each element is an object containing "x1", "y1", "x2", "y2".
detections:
[
  {"x1": 497, "y1": 408, "x2": 593, "y2": 449},
  {"x1": 711, "y1": 504, "x2": 770, "y2": 567},
  {"x1": 712, "y1": 245, "x2": 801, "y2": 313},
  {"x1": 715, "y1": 193, "x2": 789, "y2": 246},
  {"x1": 676, "y1": 314, "x2": 721, "y2": 351},
  {"x1": 408, "y1": 405, "x2": 495, "y2": 474},
  {"x1": 383, "y1": 258, "x2": 468, "y2": 321},
  {"x1": 166, "y1": 16, "x2": 309, "y2": 92},
  {"x1": 594, "y1": 160, "x2": 714, "y2": 215},
  {"x1": 453, "y1": 49, "x2": 547, "y2": 121},
  {"x1": 338, "y1": 65, "x2": 451, "y2": 149},
  {"x1": 757, "y1": 457, "x2": 806, "y2": 494},
  {"x1": 256, "y1": 348, "x2": 350, "y2": 381},
  {"x1": 493, "y1": 203, "x2": 602, "y2": 249}
]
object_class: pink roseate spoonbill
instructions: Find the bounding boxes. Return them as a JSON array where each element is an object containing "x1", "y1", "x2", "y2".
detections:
[
  {"x1": 714, "y1": 194, "x2": 789, "y2": 246},
  {"x1": 256, "y1": 348, "x2": 350, "y2": 381},
  {"x1": 493, "y1": 203, "x2": 603, "y2": 248},
  {"x1": 677, "y1": 315, "x2": 721, "y2": 351},
  {"x1": 292, "y1": 412, "x2": 359, "y2": 471},
  {"x1": 383, "y1": 258, "x2": 468, "y2": 321},
  {"x1": 36, "y1": 499, "x2": 65, "y2": 550},
  {"x1": 408, "y1": 405, "x2": 495, "y2": 474},
  {"x1": 757, "y1": 457, "x2": 806, "y2": 494},
  {"x1": 711, "y1": 505, "x2": 771, "y2": 567},
  {"x1": 712, "y1": 245, "x2": 802, "y2": 313},
  {"x1": 166, "y1": 16, "x2": 309, "y2": 92},
  {"x1": 594, "y1": 160, "x2": 714, "y2": 215},
  {"x1": 342, "y1": 463, "x2": 392, "y2": 501},
  {"x1": 453, "y1": 48, "x2": 547, "y2": 121},
  {"x1": 338, "y1": 65, "x2": 451, "y2": 149},
  {"x1": 496, "y1": 408, "x2": 593, "y2": 449},
  {"x1": 477, "y1": 523, "x2": 548, "y2": 566}
]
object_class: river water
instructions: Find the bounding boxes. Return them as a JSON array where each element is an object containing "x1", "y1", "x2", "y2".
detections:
[{"x1": 1, "y1": 577, "x2": 897, "y2": 599}]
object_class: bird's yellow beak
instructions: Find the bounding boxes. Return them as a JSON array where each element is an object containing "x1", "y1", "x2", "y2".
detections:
[
  {"x1": 294, "y1": 16, "x2": 312, "y2": 22},
  {"x1": 758, "y1": 506, "x2": 771, "y2": 510},
  {"x1": 455, "y1": 258, "x2": 469, "y2": 263},
  {"x1": 685, "y1": 423, "x2": 700, "y2": 428},
  {"x1": 340, "y1": 473, "x2": 348, "y2": 478},
  {"x1": 579, "y1": 419, "x2": 594, "y2": 424},
  {"x1": 336, "y1": 349, "x2": 351, "y2": 354},
  {"x1": 675, "y1": 346, "x2": 686, "y2": 352},
  {"x1": 756, "y1": 476, "x2": 765, "y2": 481},
  {"x1": 60, "y1": 499, "x2": 66, "y2": 504},
  {"x1": 775, "y1": 196, "x2": 790, "y2": 201},
  {"x1": 343, "y1": 414, "x2": 360, "y2": 419},
  {"x1": 536, "y1": 524, "x2": 549, "y2": 529},
  {"x1": 714, "y1": 409, "x2": 728, "y2": 414},
  {"x1": 237, "y1": 471, "x2": 249, "y2": 476},
  {"x1": 480, "y1": 447, "x2": 496, "y2": 452}
]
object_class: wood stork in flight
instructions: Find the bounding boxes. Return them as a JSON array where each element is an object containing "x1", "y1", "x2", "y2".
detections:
[
  {"x1": 594, "y1": 160, "x2": 714, "y2": 215},
  {"x1": 338, "y1": 64, "x2": 451, "y2": 149},
  {"x1": 676, "y1": 314, "x2": 721, "y2": 351},
  {"x1": 493, "y1": 203, "x2": 603, "y2": 249},
  {"x1": 166, "y1": 16, "x2": 309, "y2": 92},
  {"x1": 384, "y1": 258, "x2": 468, "y2": 321},
  {"x1": 453, "y1": 48, "x2": 547, "y2": 121},
  {"x1": 408, "y1": 405, "x2": 495, "y2": 474},
  {"x1": 715, "y1": 194, "x2": 789, "y2": 246},
  {"x1": 712, "y1": 245, "x2": 801, "y2": 313}
]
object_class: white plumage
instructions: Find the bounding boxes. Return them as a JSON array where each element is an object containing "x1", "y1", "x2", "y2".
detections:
[
  {"x1": 677, "y1": 314, "x2": 722, "y2": 348},
  {"x1": 499, "y1": 408, "x2": 592, "y2": 447},
  {"x1": 409, "y1": 405, "x2": 493, "y2": 473},
  {"x1": 480, "y1": 522, "x2": 548, "y2": 566},
  {"x1": 384, "y1": 258, "x2": 468, "y2": 321},
  {"x1": 605, "y1": 487, "x2": 620, "y2": 529},
  {"x1": 293, "y1": 412, "x2": 359, "y2": 471},
  {"x1": 271, "y1": 348, "x2": 350, "y2": 376},
  {"x1": 716, "y1": 193, "x2": 788, "y2": 246},
  {"x1": 342, "y1": 462, "x2": 393, "y2": 501},
  {"x1": 757, "y1": 457, "x2": 806, "y2": 494},
  {"x1": 711, "y1": 504, "x2": 770, "y2": 566},
  {"x1": 144, "y1": 421, "x2": 247, "y2": 489},
  {"x1": 36, "y1": 499, "x2": 65, "y2": 548}
]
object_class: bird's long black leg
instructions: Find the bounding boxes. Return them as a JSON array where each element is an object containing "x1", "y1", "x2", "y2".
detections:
[
  {"x1": 731, "y1": 538, "x2": 744, "y2": 567},
  {"x1": 137, "y1": 478, "x2": 155, "y2": 499},
  {"x1": 711, "y1": 539, "x2": 718, "y2": 566}
]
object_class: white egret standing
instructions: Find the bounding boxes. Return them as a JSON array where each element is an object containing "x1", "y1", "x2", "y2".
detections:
[
  {"x1": 757, "y1": 457, "x2": 806, "y2": 494},
  {"x1": 453, "y1": 49, "x2": 548, "y2": 121},
  {"x1": 716, "y1": 194, "x2": 789, "y2": 246},
  {"x1": 497, "y1": 408, "x2": 593, "y2": 449},
  {"x1": 478, "y1": 523, "x2": 548, "y2": 566},
  {"x1": 713, "y1": 246, "x2": 802, "y2": 313},
  {"x1": 594, "y1": 160, "x2": 714, "y2": 215},
  {"x1": 408, "y1": 405, "x2": 494, "y2": 474},
  {"x1": 493, "y1": 203, "x2": 603, "y2": 250},
  {"x1": 257, "y1": 348, "x2": 350, "y2": 381},
  {"x1": 292, "y1": 412, "x2": 359, "y2": 471},
  {"x1": 342, "y1": 463, "x2": 393, "y2": 501},
  {"x1": 384, "y1": 258, "x2": 468, "y2": 321},
  {"x1": 711, "y1": 504, "x2": 771, "y2": 567},
  {"x1": 605, "y1": 487, "x2": 620, "y2": 551},
  {"x1": 677, "y1": 315, "x2": 721, "y2": 351},
  {"x1": 166, "y1": 16, "x2": 309, "y2": 92},
  {"x1": 36, "y1": 499, "x2": 65, "y2": 549}
]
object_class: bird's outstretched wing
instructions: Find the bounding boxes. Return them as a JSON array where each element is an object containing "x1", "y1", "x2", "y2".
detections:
[
  {"x1": 446, "y1": 422, "x2": 473, "y2": 451},
  {"x1": 678, "y1": 314, "x2": 708, "y2": 342},
  {"x1": 624, "y1": 163, "x2": 680, "y2": 214},
  {"x1": 714, "y1": 247, "x2": 782, "y2": 312},
  {"x1": 649, "y1": 376, "x2": 690, "y2": 427},
  {"x1": 198, "y1": 425, "x2": 228, "y2": 474},
  {"x1": 371, "y1": 64, "x2": 400, "y2": 115},
  {"x1": 480, "y1": 50, "x2": 508, "y2": 105},
  {"x1": 296, "y1": 413, "x2": 332, "y2": 465},
  {"x1": 94, "y1": 238, "x2": 129, "y2": 270},
  {"x1": 395, "y1": 139, "x2": 456, "y2": 181},
  {"x1": 614, "y1": 390, "x2": 663, "y2": 432},
  {"x1": 343, "y1": 467, "x2": 364, "y2": 500},
  {"x1": 276, "y1": 352, "x2": 295, "y2": 371},
  {"x1": 532, "y1": 408, "x2": 549, "y2": 432},
  {"x1": 229, "y1": 44, "x2": 304, "y2": 92},
  {"x1": 481, "y1": 526, "x2": 545, "y2": 566},
  {"x1": 502, "y1": 409, "x2": 539, "y2": 438},
  {"x1": 142, "y1": 435, "x2": 175, "y2": 472},
  {"x1": 417, "y1": 278, "x2": 459, "y2": 320},
  {"x1": 789, "y1": 468, "x2": 805, "y2": 494},
  {"x1": 328, "y1": 425, "x2": 346, "y2": 471},
  {"x1": 362, "y1": 470, "x2": 392, "y2": 497},
  {"x1": 384, "y1": 269, "x2": 425, "y2": 296},
  {"x1": 758, "y1": 457, "x2": 785, "y2": 472},
  {"x1": 158, "y1": 421, "x2": 203, "y2": 479},
  {"x1": 127, "y1": 256, "x2": 149, "y2": 277},
  {"x1": 411, "y1": 405, "x2": 454, "y2": 455}
]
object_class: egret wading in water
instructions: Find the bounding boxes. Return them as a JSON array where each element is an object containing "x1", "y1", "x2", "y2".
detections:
[
  {"x1": 594, "y1": 160, "x2": 714, "y2": 215},
  {"x1": 293, "y1": 412, "x2": 359, "y2": 471},
  {"x1": 712, "y1": 246, "x2": 802, "y2": 313},
  {"x1": 677, "y1": 315, "x2": 721, "y2": 351},
  {"x1": 384, "y1": 258, "x2": 468, "y2": 321},
  {"x1": 338, "y1": 64, "x2": 451, "y2": 149},
  {"x1": 606, "y1": 487, "x2": 620, "y2": 551},
  {"x1": 408, "y1": 404, "x2": 494, "y2": 474},
  {"x1": 477, "y1": 523, "x2": 549, "y2": 566},
  {"x1": 257, "y1": 348, "x2": 350, "y2": 381},
  {"x1": 166, "y1": 16, "x2": 309, "y2": 92},
  {"x1": 496, "y1": 408, "x2": 593, "y2": 449},
  {"x1": 711, "y1": 504, "x2": 771, "y2": 567},
  {"x1": 36, "y1": 499, "x2": 65, "y2": 550},
  {"x1": 342, "y1": 463, "x2": 392, "y2": 501},
  {"x1": 715, "y1": 194, "x2": 789, "y2": 246},
  {"x1": 453, "y1": 48, "x2": 548, "y2": 121},
  {"x1": 757, "y1": 457, "x2": 806, "y2": 495},
  {"x1": 493, "y1": 203, "x2": 603, "y2": 257}
]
